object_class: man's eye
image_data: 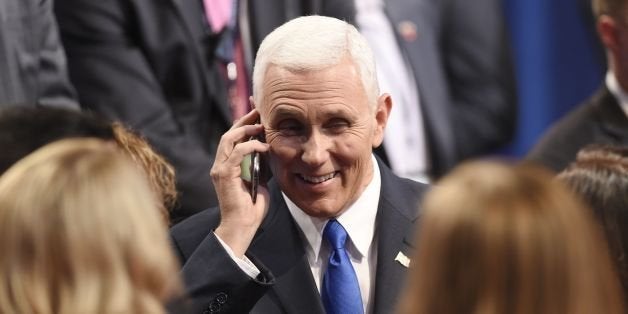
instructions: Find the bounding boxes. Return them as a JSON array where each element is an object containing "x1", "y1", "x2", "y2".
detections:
[
  {"x1": 277, "y1": 119, "x2": 304, "y2": 136},
  {"x1": 324, "y1": 119, "x2": 350, "y2": 133}
]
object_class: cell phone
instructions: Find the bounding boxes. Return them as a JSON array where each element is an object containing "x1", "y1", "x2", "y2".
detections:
[
  {"x1": 250, "y1": 150, "x2": 261, "y2": 203},
  {"x1": 240, "y1": 132, "x2": 268, "y2": 203}
]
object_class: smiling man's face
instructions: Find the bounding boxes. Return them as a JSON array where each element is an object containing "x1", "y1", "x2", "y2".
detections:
[{"x1": 258, "y1": 59, "x2": 388, "y2": 218}]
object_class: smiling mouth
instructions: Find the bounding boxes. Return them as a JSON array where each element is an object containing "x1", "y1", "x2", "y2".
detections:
[{"x1": 298, "y1": 172, "x2": 338, "y2": 184}]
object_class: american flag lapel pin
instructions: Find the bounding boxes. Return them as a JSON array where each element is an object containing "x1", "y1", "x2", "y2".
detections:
[{"x1": 395, "y1": 251, "x2": 411, "y2": 268}]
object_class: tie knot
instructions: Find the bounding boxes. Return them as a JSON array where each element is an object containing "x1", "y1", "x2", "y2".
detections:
[{"x1": 324, "y1": 219, "x2": 348, "y2": 250}]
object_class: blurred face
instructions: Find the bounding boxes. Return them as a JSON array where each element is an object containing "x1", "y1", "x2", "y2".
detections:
[
  {"x1": 599, "y1": 6, "x2": 628, "y2": 89},
  {"x1": 258, "y1": 59, "x2": 390, "y2": 218}
]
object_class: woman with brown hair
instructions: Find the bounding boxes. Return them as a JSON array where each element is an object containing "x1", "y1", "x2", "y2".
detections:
[
  {"x1": 111, "y1": 122, "x2": 178, "y2": 224},
  {"x1": 398, "y1": 161, "x2": 624, "y2": 314},
  {"x1": 0, "y1": 107, "x2": 179, "y2": 225},
  {"x1": 0, "y1": 138, "x2": 181, "y2": 314}
]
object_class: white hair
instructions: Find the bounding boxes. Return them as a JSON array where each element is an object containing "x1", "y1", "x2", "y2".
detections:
[{"x1": 252, "y1": 15, "x2": 380, "y2": 110}]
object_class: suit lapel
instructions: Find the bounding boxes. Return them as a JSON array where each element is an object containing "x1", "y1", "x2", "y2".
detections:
[
  {"x1": 372, "y1": 160, "x2": 422, "y2": 314},
  {"x1": 250, "y1": 181, "x2": 325, "y2": 314},
  {"x1": 168, "y1": 0, "x2": 232, "y2": 123},
  {"x1": 596, "y1": 87, "x2": 628, "y2": 143},
  {"x1": 384, "y1": 0, "x2": 457, "y2": 173}
]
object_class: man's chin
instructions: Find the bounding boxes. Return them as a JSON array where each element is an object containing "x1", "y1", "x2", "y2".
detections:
[{"x1": 295, "y1": 200, "x2": 344, "y2": 219}]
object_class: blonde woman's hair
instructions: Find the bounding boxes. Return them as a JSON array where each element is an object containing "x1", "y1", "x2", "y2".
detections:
[
  {"x1": 398, "y1": 161, "x2": 625, "y2": 314},
  {"x1": 0, "y1": 139, "x2": 181, "y2": 314}
]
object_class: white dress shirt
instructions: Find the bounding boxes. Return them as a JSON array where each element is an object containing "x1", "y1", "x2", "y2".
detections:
[
  {"x1": 606, "y1": 71, "x2": 628, "y2": 119},
  {"x1": 284, "y1": 154, "x2": 381, "y2": 314},
  {"x1": 355, "y1": 0, "x2": 429, "y2": 183}
]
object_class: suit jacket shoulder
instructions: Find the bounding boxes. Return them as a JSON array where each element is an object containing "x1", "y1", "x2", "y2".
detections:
[{"x1": 527, "y1": 87, "x2": 628, "y2": 171}]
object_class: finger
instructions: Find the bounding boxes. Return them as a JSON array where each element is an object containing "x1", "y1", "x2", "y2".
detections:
[
  {"x1": 231, "y1": 109, "x2": 260, "y2": 130},
  {"x1": 224, "y1": 140, "x2": 270, "y2": 169},
  {"x1": 253, "y1": 185, "x2": 271, "y2": 216},
  {"x1": 216, "y1": 124, "x2": 265, "y2": 162},
  {"x1": 222, "y1": 124, "x2": 264, "y2": 147}
]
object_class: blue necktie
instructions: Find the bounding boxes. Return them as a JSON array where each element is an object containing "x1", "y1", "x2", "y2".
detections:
[{"x1": 321, "y1": 220, "x2": 364, "y2": 314}]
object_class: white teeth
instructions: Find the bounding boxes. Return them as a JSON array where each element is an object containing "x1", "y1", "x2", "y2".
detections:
[{"x1": 301, "y1": 172, "x2": 336, "y2": 183}]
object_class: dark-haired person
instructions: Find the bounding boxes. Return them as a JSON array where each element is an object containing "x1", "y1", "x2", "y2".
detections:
[
  {"x1": 528, "y1": 0, "x2": 628, "y2": 171},
  {"x1": 558, "y1": 145, "x2": 628, "y2": 298},
  {"x1": 0, "y1": 106, "x2": 179, "y2": 224},
  {"x1": 0, "y1": 107, "x2": 112, "y2": 174}
]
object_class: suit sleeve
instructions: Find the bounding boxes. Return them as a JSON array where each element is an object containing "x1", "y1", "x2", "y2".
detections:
[
  {"x1": 442, "y1": 0, "x2": 517, "y2": 159},
  {"x1": 525, "y1": 100, "x2": 598, "y2": 172},
  {"x1": 54, "y1": 0, "x2": 218, "y2": 218},
  {"x1": 173, "y1": 232, "x2": 274, "y2": 314},
  {"x1": 36, "y1": 0, "x2": 79, "y2": 108}
]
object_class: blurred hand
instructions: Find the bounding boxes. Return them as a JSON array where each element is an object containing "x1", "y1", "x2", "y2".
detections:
[{"x1": 212, "y1": 109, "x2": 270, "y2": 257}]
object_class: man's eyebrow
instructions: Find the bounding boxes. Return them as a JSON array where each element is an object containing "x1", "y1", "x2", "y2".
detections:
[
  {"x1": 269, "y1": 106, "x2": 304, "y2": 119},
  {"x1": 319, "y1": 108, "x2": 354, "y2": 118}
]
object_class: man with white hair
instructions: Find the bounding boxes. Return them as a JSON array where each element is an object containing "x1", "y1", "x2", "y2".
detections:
[{"x1": 171, "y1": 16, "x2": 428, "y2": 314}]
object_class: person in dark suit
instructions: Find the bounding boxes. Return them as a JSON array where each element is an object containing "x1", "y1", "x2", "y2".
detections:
[
  {"x1": 171, "y1": 16, "x2": 428, "y2": 314},
  {"x1": 52, "y1": 0, "x2": 327, "y2": 223},
  {"x1": 527, "y1": 0, "x2": 628, "y2": 171},
  {"x1": 53, "y1": 0, "x2": 233, "y2": 222},
  {"x1": 0, "y1": 0, "x2": 77, "y2": 108},
  {"x1": 315, "y1": 0, "x2": 517, "y2": 180}
]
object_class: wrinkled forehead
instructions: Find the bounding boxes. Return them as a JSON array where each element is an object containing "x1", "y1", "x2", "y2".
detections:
[
  {"x1": 256, "y1": 62, "x2": 368, "y2": 117},
  {"x1": 254, "y1": 59, "x2": 367, "y2": 111}
]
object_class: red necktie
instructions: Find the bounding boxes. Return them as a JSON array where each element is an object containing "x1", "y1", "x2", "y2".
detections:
[{"x1": 203, "y1": 0, "x2": 250, "y2": 120}]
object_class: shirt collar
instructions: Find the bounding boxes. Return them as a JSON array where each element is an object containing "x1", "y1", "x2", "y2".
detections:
[
  {"x1": 284, "y1": 155, "x2": 381, "y2": 263},
  {"x1": 606, "y1": 71, "x2": 628, "y2": 118}
]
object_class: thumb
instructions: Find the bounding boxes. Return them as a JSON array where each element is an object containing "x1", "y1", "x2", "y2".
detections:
[{"x1": 255, "y1": 185, "x2": 271, "y2": 217}]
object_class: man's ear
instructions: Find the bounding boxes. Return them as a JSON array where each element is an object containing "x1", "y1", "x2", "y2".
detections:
[
  {"x1": 372, "y1": 93, "x2": 392, "y2": 148},
  {"x1": 250, "y1": 96, "x2": 263, "y2": 123},
  {"x1": 598, "y1": 15, "x2": 619, "y2": 52}
]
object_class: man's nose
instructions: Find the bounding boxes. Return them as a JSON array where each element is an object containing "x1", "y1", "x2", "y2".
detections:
[{"x1": 301, "y1": 129, "x2": 330, "y2": 166}]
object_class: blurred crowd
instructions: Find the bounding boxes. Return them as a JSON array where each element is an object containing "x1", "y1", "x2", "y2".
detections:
[{"x1": 1, "y1": 0, "x2": 628, "y2": 313}]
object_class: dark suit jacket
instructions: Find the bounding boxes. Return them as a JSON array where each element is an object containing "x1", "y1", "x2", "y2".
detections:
[
  {"x1": 53, "y1": 0, "x2": 322, "y2": 222},
  {"x1": 387, "y1": 0, "x2": 517, "y2": 177},
  {"x1": 304, "y1": 0, "x2": 517, "y2": 177},
  {"x1": 54, "y1": 0, "x2": 229, "y2": 221},
  {"x1": 170, "y1": 159, "x2": 428, "y2": 313},
  {"x1": 0, "y1": 0, "x2": 77, "y2": 108},
  {"x1": 527, "y1": 86, "x2": 628, "y2": 172}
]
